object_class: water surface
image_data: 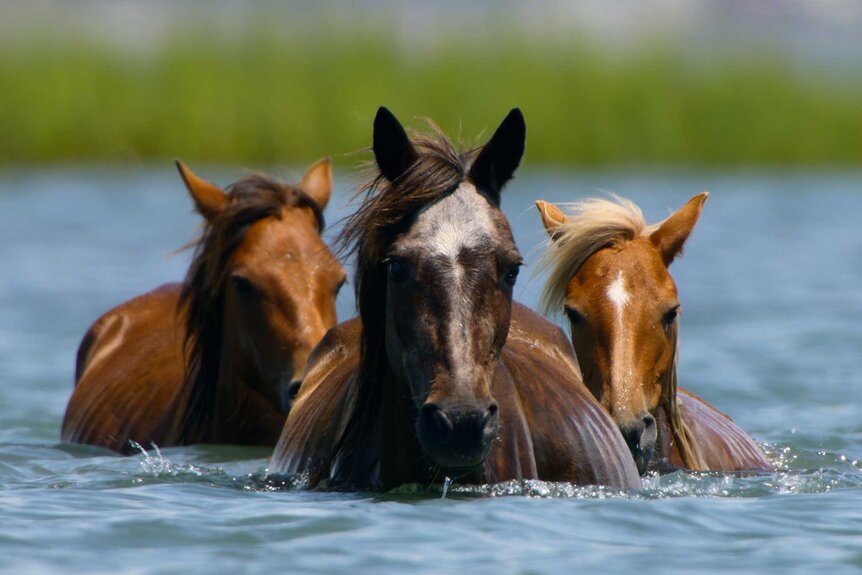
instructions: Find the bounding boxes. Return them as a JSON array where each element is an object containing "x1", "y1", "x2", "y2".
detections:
[{"x1": 0, "y1": 168, "x2": 860, "y2": 574}]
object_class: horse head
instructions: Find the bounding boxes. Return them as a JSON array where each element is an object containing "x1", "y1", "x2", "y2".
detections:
[
  {"x1": 343, "y1": 107, "x2": 526, "y2": 471},
  {"x1": 176, "y1": 160, "x2": 346, "y2": 442},
  {"x1": 536, "y1": 192, "x2": 708, "y2": 474}
]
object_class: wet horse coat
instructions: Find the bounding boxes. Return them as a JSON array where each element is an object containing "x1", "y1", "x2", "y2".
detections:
[
  {"x1": 536, "y1": 194, "x2": 770, "y2": 474},
  {"x1": 271, "y1": 107, "x2": 640, "y2": 490},
  {"x1": 62, "y1": 160, "x2": 345, "y2": 452}
]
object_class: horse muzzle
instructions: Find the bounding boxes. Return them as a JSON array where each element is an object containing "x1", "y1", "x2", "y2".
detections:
[
  {"x1": 416, "y1": 401, "x2": 499, "y2": 470},
  {"x1": 619, "y1": 412, "x2": 657, "y2": 476}
]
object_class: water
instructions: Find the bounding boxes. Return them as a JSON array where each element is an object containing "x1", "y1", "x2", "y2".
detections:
[{"x1": 1, "y1": 166, "x2": 861, "y2": 574}]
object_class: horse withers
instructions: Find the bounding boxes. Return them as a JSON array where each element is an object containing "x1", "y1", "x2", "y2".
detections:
[
  {"x1": 62, "y1": 159, "x2": 346, "y2": 453},
  {"x1": 535, "y1": 194, "x2": 771, "y2": 475},
  {"x1": 270, "y1": 108, "x2": 640, "y2": 490}
]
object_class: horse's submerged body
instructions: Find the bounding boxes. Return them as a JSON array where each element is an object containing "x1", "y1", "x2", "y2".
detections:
[
  {"x1": 62, "y1": 160, "x2": 345, "y2": 453},
  {"x1": 270, "y1": 108, "x2": 640, "y2": 490},
  {"x1": 535, "y1": 194, "x2": 771, "y2": 474}
]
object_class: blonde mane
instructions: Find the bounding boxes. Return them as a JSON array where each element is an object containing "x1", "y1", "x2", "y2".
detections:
[{"x1": 537, "y1": 195, "x2": 658, "y2": 317}]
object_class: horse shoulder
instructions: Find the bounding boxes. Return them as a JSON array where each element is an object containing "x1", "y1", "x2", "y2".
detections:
[
  {"x1": 270, "y1": 318, "x2": 362, "y2": 481},
  {"x1": 62, "y1": 283, "x2": 185, "y2": 452},
  {"x1": 503, "y1": 304, "x2": 641, "y2": 489},
  {"x1": 676, "y1": 388, "x2": 771, "y2": 471}
]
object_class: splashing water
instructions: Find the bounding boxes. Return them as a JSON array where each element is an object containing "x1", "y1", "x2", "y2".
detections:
[{"x1": 441, "y1": 476, "x2": 453, "y2": 499}]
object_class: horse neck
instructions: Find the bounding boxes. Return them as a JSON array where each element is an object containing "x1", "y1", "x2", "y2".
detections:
[
  {"x1": 656, "y1": 338, "x2": 708, "y2": 471},
  {"x1": 212, "y1": 329, "x2": 284, "y2": 445},
  {"x1": 331, "y1": 333, "x2": 429, "y2": 489},
  {"x1": 176, "y1": 301, "x2": 274, "y2": 446}
]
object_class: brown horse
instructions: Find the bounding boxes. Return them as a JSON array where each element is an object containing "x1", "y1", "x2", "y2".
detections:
[
  {"x1": 535, "y1": 193, "x2": 771, "y2": 475},
  {"x1": 270, "y1": 107, "x2": 640, "y2": 491},
  {"x1": 62, "y1": 159, "x2": 346, "y2": 453}
]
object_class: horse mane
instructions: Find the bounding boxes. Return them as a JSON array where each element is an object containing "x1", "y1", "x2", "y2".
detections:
[
  {"x1": 537, "y1": 195, "x2": 658, "y2": 317},
  {"x1": 320, "y1": 125, "x2": 473, "y2": 485},
  {"x1": 536, "y1": 194, "x2": 707, "y2": 470},
  {"x1": 176, "y1": 174, "x2": 325, "y2": 445}
]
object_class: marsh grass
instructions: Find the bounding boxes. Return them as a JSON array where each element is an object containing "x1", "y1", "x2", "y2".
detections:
[{"x1": 1, "y1": 31, "x2": 860, "y2": 166}]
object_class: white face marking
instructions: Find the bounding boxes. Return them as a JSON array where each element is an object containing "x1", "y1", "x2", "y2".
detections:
[
  {"x1": 399, "y1": 182, "x2": 499, "y2": 382},
  {"x1": 606, "y1": 269, "x2": 645, "y2": 418},
  {"x1": 607, "y1": 270, "x2": 630, "y2": 320}
]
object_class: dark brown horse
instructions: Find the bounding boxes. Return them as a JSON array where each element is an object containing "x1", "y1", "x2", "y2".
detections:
[
  {"x1": 535, "y1": 194, "x2": 771, "y2": 475},
  {"x1": 270, "y1": 108, "x2": 641, "y2": 490},
  {"x1": 62, "y1": 159, "x2": 346, "y2": 453}
]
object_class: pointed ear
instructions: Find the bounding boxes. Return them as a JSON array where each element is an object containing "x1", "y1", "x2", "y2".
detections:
[
  {"x1": 300, "y1": 157, "x2": 332, "y2": 211},
  {"x1": 535, "y1": 200, "x2": 569, "y2": 242},
  {"x1": 649, "y1": 192, "x2": 709, "y2": 266},
  {"x1": 468, "y1": 108, "x2": 526, "y2": 205},
  {"x1": 175, "y1": 160, "x2": 227, "y2": 220},
  {"x1": 373, "y1": 107, "x2": 417, "y2": 182}
]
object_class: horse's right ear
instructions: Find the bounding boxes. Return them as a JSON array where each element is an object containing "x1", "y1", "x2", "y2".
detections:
[
  {"x1": 300, "y1": 157, "x2": 333, "y2": 211},
  {"x1": 175, "y1": 160, "x2": 227, "y2": 220},
  {"x1": 373, "y1": 107, "x2": 417, "y2": 182},
  {"x1": 535, "y1": 200, "x2": 569, "y2": 242}
]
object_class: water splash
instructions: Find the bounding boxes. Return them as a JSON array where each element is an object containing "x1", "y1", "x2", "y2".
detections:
[{"x1": 441, "y1": 476, "x2": 452, "y2": 499}]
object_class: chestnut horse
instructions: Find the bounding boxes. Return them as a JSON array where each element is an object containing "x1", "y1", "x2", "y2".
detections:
[
  {"x1": 535, "y1": 194, "x2": 771, "y2": 475},
  {"x1": 270, "y1": 107, "x2": 640, "y2": 490},
  {"x1": 62, "y1": 159, "x2": 346, "y2": 453}
]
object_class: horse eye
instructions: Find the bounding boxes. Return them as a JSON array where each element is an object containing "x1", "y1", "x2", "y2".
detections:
[
  {"x1": 334, "y1": 277, "x2": 347, "y2": 296},
  {"x1": 663, "y1": 305, "x2": 680, "y2": 326},
  {"x1": 504, "y1": 263, "x2": 521, "y2": 286},
  {"x1": 565, "y1": 306, "x2": 583, "y2": 326},
  {"x1": 231, "y1": 275, "x2": 256, "y2": 296},
  {"x1": 386, "y1": 258, "x2": 408, "y2": 284}
]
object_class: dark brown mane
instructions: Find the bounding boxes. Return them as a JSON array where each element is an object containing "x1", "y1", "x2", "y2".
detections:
[
  {"x1": 323, "y1": 127, "x2": 475, "y2": 485},
  {"x1": 176, "y1": 174, "x2": 325, "y2": 444}
]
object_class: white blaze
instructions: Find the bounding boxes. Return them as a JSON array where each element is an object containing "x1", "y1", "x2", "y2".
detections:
[
  {"x1": 408, "y1": 182, "x2": 497, "y2": 380},
  {"x1": 607, "y1": 270, "x2": 630, "y2": 320}
]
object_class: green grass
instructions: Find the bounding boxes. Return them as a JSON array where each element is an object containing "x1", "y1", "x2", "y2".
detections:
[{"x1": 1, "y1": 31, "x2": 861, "y2": 167}]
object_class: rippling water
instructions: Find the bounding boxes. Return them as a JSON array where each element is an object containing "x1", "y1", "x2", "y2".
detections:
[{"x1": 1, "y1": 168, "x2": 860, "y2": 574}]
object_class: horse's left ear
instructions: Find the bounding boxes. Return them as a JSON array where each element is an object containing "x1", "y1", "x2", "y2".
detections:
[
  {"x1": 649, "y1": 192, "x2": 709, "y2": 266},
  {"x1": 373, "y1": 107, "x2": 417, "y2": 182},
  {"x1": 469, "y1": 108, "x2": 526, "y2": 205},
  {"x1": 300, "y1": 157, "x2": 332, "y2": 211},
  {"x1": 175, "y1": 160, "x2": 227, "y2": 221}
]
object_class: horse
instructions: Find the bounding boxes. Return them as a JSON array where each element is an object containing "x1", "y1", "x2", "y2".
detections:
[
  {"x1": 61, "y1": 159, "x2": 346, "y2": 453},
  {"x1": 269, "y1": 107, "x2": 641, "y2": 491},
  {"x1": 535, "y1": 194, "x2": 771, "y2": 475}
]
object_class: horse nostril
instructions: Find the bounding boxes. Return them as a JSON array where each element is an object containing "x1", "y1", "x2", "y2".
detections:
[
  {"x1": 487, "y1": 402, "x2": 499, "y2": 418},
  {"x1": 420, "y1": 403, "x2": 454, "y2": 444},
  {"x1": 642, "y1": 413, "x2": 656, "y2": 429}
]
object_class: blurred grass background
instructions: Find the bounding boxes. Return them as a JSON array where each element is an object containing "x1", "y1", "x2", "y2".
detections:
[{"x1": 1, "y1": 2, "x2": 861, "y2": 168}]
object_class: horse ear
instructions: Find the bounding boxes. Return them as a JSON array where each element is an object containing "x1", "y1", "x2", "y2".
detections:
[
  {"x1": 468, "y1": 108, "x2": 526, "y2": 205},
  {"x1": 535, "y1": 200, "x2": 569, "y2": 242},
  {"x1": 373, "y1": 107, "x2": 417, "y2": 182},
  {"x1": 649, "y1": 192, "x2": 709, "y2": 266},
  {"x1": 175, "y1": 160, "x2": 227, "y2": 220},
  {"x1": 300, "y1": 157, "x2": 332, "y2": 211}
]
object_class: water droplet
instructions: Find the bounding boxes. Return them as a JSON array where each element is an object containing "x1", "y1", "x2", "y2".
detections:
[{"x1": 441, "y1": 476, "x2": 452, "y2": 499}]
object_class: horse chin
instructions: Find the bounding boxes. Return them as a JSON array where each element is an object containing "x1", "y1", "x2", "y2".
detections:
[
  {"x1": 419, "y1": 442, "x2": 491, "y2": 472},
  {"x1": 632, "y1": 443, "x2": 655, "y2": 476},
  {"x1": 415, "y1": 410, "x2": 497, "y2": 472}
]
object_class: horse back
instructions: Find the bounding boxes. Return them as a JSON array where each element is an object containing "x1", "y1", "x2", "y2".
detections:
[
  {"x1": 671, "y1": 388, "x2": 771, "y2": 471},
  {"x1": 62, "y1": 283, "x2": 185, "y2": 452},
  {"x1": 502, "y1": 303, "x2": 641, "y2": 489}
]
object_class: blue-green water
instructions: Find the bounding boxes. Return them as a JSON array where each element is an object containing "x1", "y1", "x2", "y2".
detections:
[{"x1": 1, "y1": 168, "x2": 860, "y2": 574}]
